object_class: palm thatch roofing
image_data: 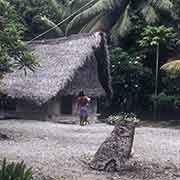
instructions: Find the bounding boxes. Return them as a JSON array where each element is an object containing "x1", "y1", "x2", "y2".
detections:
[{"x1": 1, "y1": 32, "x2": 112, "y2": 105}]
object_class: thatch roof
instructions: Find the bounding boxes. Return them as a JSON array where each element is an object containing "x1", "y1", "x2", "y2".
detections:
[{"x1": 1, "y1": 32, "x2": 112, "y2": 105}]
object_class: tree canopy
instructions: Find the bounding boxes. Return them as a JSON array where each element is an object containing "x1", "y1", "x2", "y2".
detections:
[
  {"x1": 0, "y1": 0, "x2": 38, "y2": 76},
  {"x1": 1, "y1": 0, "x2": 180, "y2": 118},
  {"x1": 7, "y1": 0, "x2": 180, "y2": 44}
]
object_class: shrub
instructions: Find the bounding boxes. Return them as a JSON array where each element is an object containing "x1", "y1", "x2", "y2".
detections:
[
  {"x1": 152, "y1": 93, "x2": 180, "y2": 108},
  {"x1": 0, "y1": 158, "x2": 33, "y2": 180},
  {"x1": 107, "y1": 113, "x2": 140, "y2": 125},
  {"x1": 155, "y1": 93, "x2": 175, "y2": 106}
]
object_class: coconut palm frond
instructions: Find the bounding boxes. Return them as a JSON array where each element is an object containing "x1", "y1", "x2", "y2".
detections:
[
  {"x1": 32, "y1": 15, "x2": 64, "y2": 37},
  {"x1": 111, "y1": 5, "x2": 132, "y2": 43},
  {"x1": 139, "y1": 2, "x2": 159, "y2": 24},
  {"x1": 160, "y1": 60, "x2": 180, "y2": 74},
  {"x1": 80, "y1": 13, "x2": 104, "y2": 33},
  {"x1": 65, "y1": 0, "x2": 115, "y2": 34},
  {"x1": 69, "y1": 0, "x2": 97, "y2": 12},
  {"x1": 62, "y1": 0, "x2": 177, "y2": 45},
  {"x1": 49, "y1": 0, "x2": 63, "y2": 18},
  {"x1": 62, "y1": 0, "x2": 96, "y2": 19},
  {"x1": 81, "y1": 13, "x2": 115, "y2": 33},
  {"x1": 151, "y1": 0, "x2": 174, "y2": 15},
  {"x1": 65, "y1": 0, "x2": 130, "y2": 35},
  {"x1": 89, "y1": 13, "x2": 115, "y2": 32}
]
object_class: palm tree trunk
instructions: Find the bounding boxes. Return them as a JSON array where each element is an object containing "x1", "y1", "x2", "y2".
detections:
[{"x1": 153, "y1": 43, "x2": 159, "y2": 121}]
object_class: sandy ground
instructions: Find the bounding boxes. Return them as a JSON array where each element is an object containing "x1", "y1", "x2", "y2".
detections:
[{"x1": 0, "y1": 120, "x2": 180, "y2": 180}]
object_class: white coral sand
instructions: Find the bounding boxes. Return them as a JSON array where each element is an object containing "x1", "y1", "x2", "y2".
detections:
[{"x1": 0, "y1": 120, "x2": 180, "y2": 180}]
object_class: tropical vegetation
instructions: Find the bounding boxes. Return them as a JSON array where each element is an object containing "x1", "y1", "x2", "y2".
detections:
[
  {"x1": 0, "y1": 158, "x2": 33, "y2": 180},
  {"x1": 0, "y1": 0, "x2": 180, "y2": 119},
  {"x1": 0, "y1": 0, "x2": 38, "y2": 77},
  {"x1": 6, "y1": 0, "x2": 179, "y2": 42}
]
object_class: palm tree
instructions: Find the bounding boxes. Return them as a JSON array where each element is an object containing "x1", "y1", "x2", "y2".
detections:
[
  {"x1": 9, "y1": 0, "x2": 65, "y2": 38},
  {"x1": 9, "y1": 0, "x2": 178, "y2": 41},
  {"x1": 65, "y1": 0, "x2": 177, "y2": 44}
]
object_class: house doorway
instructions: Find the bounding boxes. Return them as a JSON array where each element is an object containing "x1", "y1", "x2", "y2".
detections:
[
  {"x1": 61, "y1": 96, "x2": 73, "y2": 114},
  {"x1": 0, "y1": 95, "x2": 16, "y2": 112}
]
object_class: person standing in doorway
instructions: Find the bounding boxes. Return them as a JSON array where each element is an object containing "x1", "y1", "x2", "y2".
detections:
[{"x1": 77, "y1": 91, "x2": 90, "y2": 126}]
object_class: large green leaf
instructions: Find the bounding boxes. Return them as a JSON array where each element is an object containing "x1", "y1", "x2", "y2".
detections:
[
  {"x1": 111, "y1": 5, "x2": 132, "y2": 44},
  {"x1": 139, "y1": 1, "x2": 159, "y2": 24},
  {"x1": 80, "y1": 13, "x2": 103, "y2": 33},
  {"x1": 65, "y1": 0, "x2": 177, "y2": 43},
  {"x1": 80, "y1": 12, "x2": 116, "y2": 33},
  {"x1": 7, "y1": 0, "x2": 179, "y2": 45},
  {"x1": 151, "y1": 0, "x2": 173, "y2": 12},
  {"x1": 32, "y1": 15, "x2": 64, "y2": 37},
  {"x1": 65, "y1": 0, "x2": 130, "y2": 35}
]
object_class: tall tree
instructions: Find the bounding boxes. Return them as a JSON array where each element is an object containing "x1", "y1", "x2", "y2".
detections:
[
  {"x1": 65, "y1": 0, "x2": 177, "y2": 45},
  {"x1": 0, "y1": 0, "x2": 38, "y2": 77},
  {"x1": 0, "y1": 0, "x2": 38, "y2": 138},
  {"x1": 8, "y1": 0, "x2": 64, "y2": 38},
  {"x1": 139, "y1": 25, "x2": 179, "y2": 120}
]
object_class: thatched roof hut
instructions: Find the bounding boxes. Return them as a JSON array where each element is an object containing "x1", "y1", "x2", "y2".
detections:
[
  {"x1": 2, "y1": 32, "x2": 112, "y2": 104},
  {"x1": 0, "y1": 32, "x2": 112, "y2": 121}
]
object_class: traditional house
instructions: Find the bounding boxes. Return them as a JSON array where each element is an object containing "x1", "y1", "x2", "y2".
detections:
[{"x1": 0, "y1": 32, "x2": 112, "y2": 122}]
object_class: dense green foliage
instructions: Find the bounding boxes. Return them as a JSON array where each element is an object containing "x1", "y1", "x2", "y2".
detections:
[
  {"x1": 0, "y1": 0, "x2": 38, "y2": 76},
  {"x1": 1, "y1": 0, "x2": 180, "y2": 119},
  {"x1": 0, "y1": 158, "x2": 33, "y2": 180},
  {"x1": 65, "y1": 0, "x2": 177, "y2": 44},
  {"x1": 139, "y1": 25, "x2": 178, "y2": 49},
  {"x1": 174, "y1": 0, "x2": 180, "y2": 16},
  {"x1": 110, "y1": 25, "x2": 180, "y2": 116},
  {"x1": 111, "y1": 48, "x2": 152, "y2": 112},
  {"x1": 8, "y1": 0, "x2": 64, "y2": 38},
  {"x1": 6, "y1": 0, "x2": 179, "y2": 42}
]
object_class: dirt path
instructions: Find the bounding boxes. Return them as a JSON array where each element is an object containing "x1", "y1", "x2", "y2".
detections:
[{"x1": 0, "y1": 120, "x2": 180, "y2": 180}]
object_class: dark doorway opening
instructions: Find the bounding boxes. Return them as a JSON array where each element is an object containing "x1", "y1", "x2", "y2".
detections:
[
  {"x1": 61, "y1": 96, "x2": 73, "y2": 114},
  {"x1": 0, "y1": 95, "x2": 16, "y2": 111}
]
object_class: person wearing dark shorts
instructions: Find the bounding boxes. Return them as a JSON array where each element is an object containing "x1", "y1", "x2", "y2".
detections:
[{"x1": 77, "y1": 91, "x2": 90, "y2": 126}]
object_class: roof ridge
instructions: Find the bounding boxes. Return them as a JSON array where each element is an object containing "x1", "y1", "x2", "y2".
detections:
[{"x1": 28, "y1": 32, "x2": 97, "y2": 45}]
